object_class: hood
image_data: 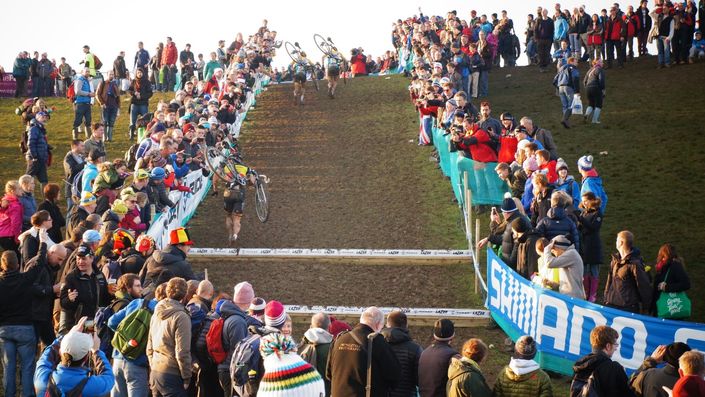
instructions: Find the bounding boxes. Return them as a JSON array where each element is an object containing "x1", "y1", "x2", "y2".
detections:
[
  {"x1": 584, "y1": 169, "x2": 600, "y2": 178},
  {"x1": 304, "y1": 327, "x2": 333, "y2": 344},
  {"x1": 558, "y1": 175, "x2": 576, "y2": 185},
  {"x1": 217, "y1": 300, "x2": 247, "y2": 321},
  {"x1": 448, "y1": 356, "x2": 480, "y2": 381},
  {"x1": 156, "y1": 298, "x2": 187, "y2": 320},
  {"x1": 2, "y1": 194, "x2": 19, "y2": 203},
  {"x1": 153, "y1": 245, "x2": 186, "y2": 265},
  {"x1": 573, "y1": 352, "x2": 611, "y2": 377},
  {"x1": 381, "y1": 327, "x2": 413, "y2": 344},
  {"x1": 547, "y1": 206, "x2": 567, "y2": 220},
  {"x1": 507, "y1": 358, "x2": 541, "y2": 377}
]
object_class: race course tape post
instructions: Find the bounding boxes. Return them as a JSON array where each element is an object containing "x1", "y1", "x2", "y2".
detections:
[{"x1": 486, "y1": 248, "x2": 705, "y2": 376}]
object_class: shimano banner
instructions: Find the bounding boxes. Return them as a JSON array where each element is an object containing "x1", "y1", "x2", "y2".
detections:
[{"x1": 486, "y1": 248, "x2": 705, "y2": 376}]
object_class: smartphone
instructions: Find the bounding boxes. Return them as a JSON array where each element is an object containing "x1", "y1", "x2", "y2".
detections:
[{"x1": 84, "y1": 320, "x2": 95, "y2": 333}]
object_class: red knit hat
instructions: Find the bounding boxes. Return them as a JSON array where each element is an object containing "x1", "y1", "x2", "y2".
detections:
[
  {"x1": 169, "y1": 227, "x2": 193, "y2": 245},
  {"x1": 264, "y1": 300, "x2": 287, "y2": 328},
  {"x1": 328, "y1": 316, "x2": 352, "y2": 337}
]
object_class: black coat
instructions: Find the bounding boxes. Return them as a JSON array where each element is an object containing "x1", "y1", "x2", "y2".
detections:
[
  {"x1": 59, "y1": 266, "x2": 110, "y2": 328},
  {"x1": 142, "y1": 245, "x2": 195, "y2": 283},
  {"x1": 573, "y1": 351, "x2": 635, "y2": 397},
  {"x1": 604, "y1": 249, "x2": 652, "y2": 312},
  {"x1": 118, "y1": 249, "x2": 147, "y2": 275},
  {"x1": 38, "y1": 200, "x2": 66, "y2": 244},
  {"x1": 0, "y1": 255, "x2": 45, "y2": 326},
  {"x1": 23, "y1": 243, "x2": 60, "y2": 322},
  {"x1": 326, "y1": 323, "x2": 401, "y2": 397},
  {"x1": 629, "y1": 357, "x2": 679, "y2": 397},
  {"x1": 418, "y1": 342, "x2": 459, "y2": 397},
  {"x1": 578, "y1": 208, "x2": 603, "y2": 265},
  {"x1": 488, "y1": 211, "x2": 530, "y2": 268},
  {"x1": 530, "y1": 186, "x2": 555, "y2": 226},
  {"x1": 651, "y1": 259, "x2": 690, "y2": 314},
  {"x1": 535, "y1": 206, "x2": 580, "y2": 252},
  {"x1": 381, "y1": 327, "x2": 423, "y2": 397},
  {"x1": 66, "y1": 206, "x2": 90, "y2": 240},
  {"x1": 513, "y1": 230, "x2": 541, "y2": 280}
]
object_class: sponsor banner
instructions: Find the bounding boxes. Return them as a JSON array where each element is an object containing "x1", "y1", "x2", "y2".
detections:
[
  {"x1": 486, "y1": 248, "x2": 705, "y2": 376},
  {"x1": 284, "y1": 305, "x2": 489, "y2": 318},
  {"x1": 190, "y1": 247, "x2": 471, "y2": 258}
]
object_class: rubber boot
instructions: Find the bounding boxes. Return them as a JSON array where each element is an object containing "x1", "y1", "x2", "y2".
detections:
[
  {"x1": 84, "y1": 125, "x2": 90, "y2": 138},
  {"x1": 105, "y1": 126, "x2": 112, "y2": 142},
  {"x1": 583, "y1": 275, "x2": 591, "y2": 299},
  {"x1": 72, "y1": 128, "x2": 79, "y2": 140},
  {"x1": 561, "y1": 110, "x2": 572, "y2": 128},
  {"x1": 589, "y1": 275, "x2": 599, "y2": 302},
  {"x1": 592, "y1": 108, "x2": 601, "y2": 124},
  {"x1": 584, "y1": 106, "x2": 593, "y2": 123},
  {"x1": 128, "y1": 125, "x2": 135, "y2": 141}
]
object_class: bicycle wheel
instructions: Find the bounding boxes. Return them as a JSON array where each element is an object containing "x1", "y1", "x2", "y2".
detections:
[
  {"x1": 255, "y1": 178, "x2": 269, "y2": 223},
  {"x1": 285, "y1": 42, "x2": 300, "y2": 63},
  {"x1": 204, "y1": 148, "x2": 238, "y2": 183},
  {"x1": 313, "y1": 34, "x2": 332, "y2": 56}
]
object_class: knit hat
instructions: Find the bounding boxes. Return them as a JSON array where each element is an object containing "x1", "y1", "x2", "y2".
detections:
[
  {"x1": 111, "y1": 199, "x2": 128, "y2": 215},
  {"x1": 249, "y1": 297, "x2": 266, "y2": 313},
  {"x1": 168, "y1": 227, "x2": 193, "y2": 245},
  {"x1": 552, "y1": 235, "x2": 573, "y2": 249},
  {"x1": 511, "y1": 217, "x2": 532, "y2": 234},
  {"x1": 664, "y1": 342, "x2": 691, "y2": 368},
  {"x1": 258, "y1": 333, "x2": 325, "y2": 397},
  {"x1": 265, "y1": 300, "x2": 287, "y2": 329},
  {"x1": 134, "y1": 169, "x2": 150, "y2": 180},
  {"x1": 60, "y1": 330, "x2": 93, "y2": 361},
  {"x1": 501, "y1": 192, "x2": 517, "y2": 213},
  {"x1": 112, "y1": 229, "x2": 134, "y2": 256},
  {"x1": 75, "y1": 244, "x2": 94, "y2": 258},
  {"x1": 82, "y1": 229, "x2": 101, "y2": 244},
  {"x1": 556, "y1": 158, "x2": 568, "y2": 171},
  {"x1": 517, "y1": 139, "x2": 531, "y2": 151},
  {"x1": 88, "y1": 149, "x2": 105, "y2": 162},
  {"x1": 523, "y1": 156, "x2": 539, "y2": 172},
  {"x1": 120, "y1": 187, "x2": 136, "y2": 201},
  {"x1": 577, "y1": 155, "x2": 593, "y2": 171},
  {"x1": 233, "y1": 281, "x2": 255, "y2": 305},
  {"x1": 80, "y1": 191, "x2": 97, "y2": 206},
  {"x1": 328, "y1": 316, "x2": 352, "y2": 337},
  {"x1": 433, "y1": 319, "x2": 455, "y2": 342},
  {"x1": 135, "y1": 234, "x2": 155, "y2": 254},
  {"x1": 514, "y1": 335, "x2": 537, "y2": 360}
]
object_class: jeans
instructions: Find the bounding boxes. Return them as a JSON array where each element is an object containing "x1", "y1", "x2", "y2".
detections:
[
  {"x1": 469, "y1": 71, "x2": 479, "y2": 98},
  {"x1": 151, "y1": 371, "x2": 187, "y2": 397},
  {"x1": 526, "y1": 39, "x2": 537, "y2": 62},
  {"x1": 102, "y1": 106, "x2": 118, "y2": 141},
  {"x1": 31, "y1": 76, "x2": 40, "y2": 97},
  {"x1": 606, "y1": 40, "x2": 624, "y2": 67},
  {"x1": 558, "y1": 85, "x2": 575, "y2": 115},
  {"x1": 478, "y1": 70, "x2": 489, "y2": 97},
  {"x1": 14, "y1": 76, "x2": 27, "y2": 97},
  {"x1": 657, "y1": 37, "x2": 671, "y2": 65},
  {"x1": 73, "y1": 102, "x2": 92, "y2": 129},
  {"x1": 112, "y1": 358, "x2": 150, "y2": 397},
  {"x1": 569, "y1": 34, "x2": 581, "y2": 58},
  {"x1": 130, "y1": 104, "x2": 149, "y2": 132},
  {"x1": 161, "y1": 65, "x2": 176, "y2": 92},
  {"x1": 0, "y1": 325, "x2": 37, "y2": 397}
]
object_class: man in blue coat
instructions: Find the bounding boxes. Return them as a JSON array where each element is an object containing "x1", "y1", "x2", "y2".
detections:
[{"x1": 27, "y1": 111, "x2": 50, "y2": 186}]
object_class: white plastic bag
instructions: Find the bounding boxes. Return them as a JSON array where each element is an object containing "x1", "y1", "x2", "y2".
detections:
[
  {"x1": 572, "y1": 93, "x2": 583, "y2": 115},
  {"x1": 120, "y1": 78, "x2": 131, "y2": 92}
]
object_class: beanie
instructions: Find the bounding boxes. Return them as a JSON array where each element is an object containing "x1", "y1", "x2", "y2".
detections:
[
  {"x1": 433, "y1": 319, "x2": 455, "y2": 342},
  {"x1": 556, "y1": 158, "x2": 568, "y2": 171},
  {"x1": 578, "y1": 155, "x2": 593, "y2": 171},
  {"x1": 258, "y1": 333, "x2": 325, "y2": 397},
  {"x1": 328, "y1": 316, "x2": 352, "y2": 337},
  {"x1": 511, "y1": 217, "x2": 531, "y2": 234},
  {"x1": 111, "y1": 199, "x2": 128, "y2": 215},
  {"x1": 664, "y1": 342, "x2": 691, "y2": 368},
  {"x1": 120, "y1": 187, "x2": 136, "y2": 201},
  {"x1": 552, "y1": 235, "x2": 573, "y2": 249},
  {"x1": 523, "y1": 156, "x2": 539, "y2": 172},
  {"x1": 79, "y1": 191, "x2": 97, "y2": 206},
  {"x1": 265, "y1": 300, "x2": 287, "y2": 328},
  {"x1": 150, "y1": 167, "x2": 166, "y2": 180},
  {"x1": 233, "y1": 281, "x2": 255, "y2": 305},
  {"x1": 82, "y1": 229, "x2": 101, "y2": 244},
  {"x1": 514, "y1": 335, "x2": 537, "y2": 360},
  {"x1": 501, "y1": 192, "x2": 517, "y2": 213},
  {"x1": 169, "y1": 227, "x2": 193, "y2": 246},
  {"x1": 249, "y1": 297, "x2": 266, "y2": 313}
]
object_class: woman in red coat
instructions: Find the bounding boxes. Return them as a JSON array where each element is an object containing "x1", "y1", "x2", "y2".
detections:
[
  {"x1": 0, "y1": 180, "x2": 24, "y2": 256},
  {"x1": 451, "y1": 118, "x2": 498, "y2": 163},
  {"x1": 350, "y1": 49, "x2": 367, "y2": 76}
]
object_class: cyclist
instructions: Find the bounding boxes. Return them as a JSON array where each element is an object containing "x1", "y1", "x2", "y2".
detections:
[
  {"x1": 323, "y1": 47, "x2": 346, "y2": 98},
  {"x1": 291, "y1": 51, "x2": 314, "y2": 105},
  {"x1": 222, "y1": 159, "x2": 257, "y2": 243}
]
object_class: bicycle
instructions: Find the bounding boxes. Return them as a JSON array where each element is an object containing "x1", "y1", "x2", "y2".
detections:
[
  {"x1": 313, "y1": 34, "x2": 349, "y2": 86},
  {"x1": 285, "y1": 41, "x2": 319, "y2": 91}
]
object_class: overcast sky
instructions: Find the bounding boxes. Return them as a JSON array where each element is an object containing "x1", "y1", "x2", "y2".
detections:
[{"x1": 1, "y1": 0, "x2": 620, "y2": 72}]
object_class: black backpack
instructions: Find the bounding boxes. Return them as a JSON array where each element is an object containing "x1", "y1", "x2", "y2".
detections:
[
  {"x1": 124, "y1": 143, "x2": 139, "y2": 170},
  {"x1": 570, "y1": 369, "x2": 601, "y2": 397}
]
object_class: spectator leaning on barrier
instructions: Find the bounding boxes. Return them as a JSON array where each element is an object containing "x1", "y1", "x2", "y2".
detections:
[
  {"x1": 572, "y1": 325, "x2": 634, "y2": 397},
  {"x1": 650, "y1": 243, "x2": 691, "y2": 318},
  {"x1": 479, "y1": 193, "x2": 530, "y2": 269},
  {"x1": 543, "y1": 235, "x2": 586, "y2": 299},
  {"x1": 578, "y1": 191, "x2": 604, "y2": 303}
]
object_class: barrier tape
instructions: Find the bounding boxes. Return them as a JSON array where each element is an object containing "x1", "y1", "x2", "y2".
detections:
[
  {"x1": 284, "y1": 305, "x2": 489, "y2": 318},
  {"x1": 190, "y1": 247, "x2": 471, "y2": 259}
]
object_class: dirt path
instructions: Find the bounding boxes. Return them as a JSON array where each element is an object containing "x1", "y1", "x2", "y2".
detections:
[{"x1": 189, "y1": 76, "x2": 464, "y2": 249}]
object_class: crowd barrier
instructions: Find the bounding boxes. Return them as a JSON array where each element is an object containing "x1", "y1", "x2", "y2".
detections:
[
  {"x1": 486, "y1": 248, "x2": 705, "y2": 376},
  {"x1": 145, "y1": 74, "x2": 270, "y2": 248}
]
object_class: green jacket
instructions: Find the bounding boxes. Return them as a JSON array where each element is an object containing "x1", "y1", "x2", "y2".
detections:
[
  {"x1": 446, "y1": 357, "x2": 492, "y2": 397},
  {"x1": 493, "y1": 359, "x2": 553, "y2": 397}
]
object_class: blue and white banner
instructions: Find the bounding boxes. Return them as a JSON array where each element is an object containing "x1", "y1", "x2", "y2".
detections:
[{"x1": 486, "y1": 248, "x2": 705, "y2": 375}]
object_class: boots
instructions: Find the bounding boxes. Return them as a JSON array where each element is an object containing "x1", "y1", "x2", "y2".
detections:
[
  {"x1": 84, "y1": 125, "x2": 90, "y2": 138},
  {"x1": 561, "y1": 110, "x2": 572, "y2": 128},
  {"x1": 72, "y1": 128, "x2": 79, "y2": 140},
  {"x1": 105, "y1": 126, "x2": 112, "y2": 142},
  {"x1": 584, "y1": 106, "x2": 593, "y2": 123},
  {"x1": 589, "y1": 276, "x2": 599, "y2": 303},
  {"x1": 592, "y1": 108, "x2": 601, "y2": 124},
  {"x1": 583, "y1": 275, "x2": 591, "y2": 299},
  {"x1": 128, "y1": 126, "x2": 135, "y2": 141}
]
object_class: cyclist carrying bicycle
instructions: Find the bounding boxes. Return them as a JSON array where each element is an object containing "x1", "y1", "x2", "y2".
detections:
[
  {"x1": 323, "y1": 47, "x2": 346, "y2": 99},
  {"x1": 222, "y1": 159, "x2": 257, "y2": 243},
  {"x1": 291, "y1": 51, "x2": 314, "y2": 105}
]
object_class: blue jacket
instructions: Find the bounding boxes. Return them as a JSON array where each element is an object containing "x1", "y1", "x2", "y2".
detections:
[
  {"x1": 693, "y1": 38, "x2": 705, "y2": 51},
  {"x1": 19, "y1": 191, "x2": 37, "y2": 227},
  {"x1": 521, "y1": 177, "x2": 534, "y2": 213},
  {"x1": 535, "y1": 206, "x2": 581, "y2": 252},
  {"x1": 107, "y1": 298, "x2": 158, "y2": 367},
  {"x1": 555, "y1": 176, "x2": 581, "y2": 209},
  {"x1": 28, "y1": 119, "x2": 49, "y2": 162},
  {"x1": 169, "y1": 154, "x2": 190, "y2": 179},
  {"x1": 75, "y1": 76, "x2": 92, "y2": 104},
  {"x1": 134, "y1": 49, "x2": 150, "y2": 69},
  {"x1": 34, "y1": 337, "x2": 115, "y2": 397},
  {"x1": 554, "y1": 17, "x2": 569, "y2": 40},
  {"x1": 581, "y1": 175, "x2": 608, "y2": 214},
  {"x1": 13, "y1": 57, "x2": 31, "y2": 78},
  {"x1": 82, "y1": 163, "x2": 99, "y2": 194}
]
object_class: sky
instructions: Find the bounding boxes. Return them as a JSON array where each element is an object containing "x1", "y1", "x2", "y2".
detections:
[{"x1": 1, "y1": 0, "x2": 627, "y2": 73}]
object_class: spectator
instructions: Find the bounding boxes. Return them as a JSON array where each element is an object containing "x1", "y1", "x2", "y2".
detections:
[
  {"x1": 59, "y1": 245, "x2": 110, "y2": 333},
  {"x1": 419, "y1": 319, "x2": 459, "y2": 397},
  {"x1": 543, "y1": 235, "x2": 586, "y2": 299},
  {"x1": 651, "y1": 244, "x2": 691, "y2": 318},
  {"x1": 572, "y1": 326, "x2": 634, "y2": 397},
  {"x1": 84, "y1": 123, "x2": 106, "y2": 160},
  {"x1": 583, "y1": 58, "x2": 606, "y2": 124},
  {"x1": 67, "y1": 192, "x2": 97, "y2": 240},
  {"x1": 381, "y1": 311, "x2": 423, "y2": 397},
  {"x1": 147, "y1": 277, "x2": 192, "y2": 396},
  {"x1": 577, "y1": 155, "x2": 608, "y2": 214},
  {"x1": 493, "y1": 335, "x2": 552, "y2": 397},
  {"x1": 26, "y1": 110, "x2": 51, "y2": 187},
  {"x1": 20, "y1": 209, "x2": 54, "y2": 262},
  {"x1": 34, "y1": 318, "x2": 115, "y2": 397},
  {"x1": 328, "y1": 316, "x2": 351, "y2": 338},
  {"x1": 519, "y1": 117, "x2": 558, "y2": 160},
  {"x1": 146, "y1": 167, "x2": 175, "y2": 214},
  {"x1": 530, "y1": 173, "x2": 555, "y2": 225},
  {"x1": 12, "y1": 51, "x2": 31, "y2": 97},
  {"x1": 673, "y1": 351, "x2": 705, "y2": 397},
  {"x1": 38, "y1": 183, "x2": 65, "y2": 243},
  {"x1": 258, "y1": 332, "x2": 325, "y2": 397},
  {"x1": 447, "y1": 338, "x2": 492, "y2": 397},
  {"x1": 327, "y1": 306, "x2": 401, "y2": 397},
  {"x1": 535, "y1": 9, "x2": 555, "y2": 72},
  {"x1": 495, "y1": 163, "x2": 525, "y2": 199},
  {"x1": 63, "y1": 140, "x2": 85, "y2": 212},
  {"x1": 554, "y1": 159, "x2": 580, "y2": 208},
  {"x1": 128, "y1": 68, "x2": 153, "y2": 141},
  {"x1": 298, "y1": 312, "x2": 336, "y2": 396},
  {"x1": 72, "y1": 67, "x2": 95, "y2": 140},
  {"x1": 587, "y1": 14, "x2": 605, "y2": 61},
  {"x1": 479, "y1": 193, "x2": 530, "y2": 269},
  {"x1": 535, "y1": 191, "x2": 580, "y2": 249},
  {"x1": 577, "y1": 192, "x2": 604, "y2": 303},
  {"x1": 161, "y1": 37, "x2": 178, "y2": 92},
  {"x1": 142, "y1": 227, "x2": 196, "y2": 283},
  {"x1": 510, "y1": 217, "x2": 541, "y2": 280},
  {"x1": 604, "y1": 231, "x2": 652, "y2": 313},
  {"x1": 605, "y1": 6, "x2": 627, "y2": 69},
  {"x1": 630, "y1": 343, "x2": 691, "y2": 397},
  {"x1": 652, "y1": 4, "x2": 674, "y2": 68},
  {"x1": 0, "y1": 180, "x2": 24, "y2": 256},
  {"x1": 553, "y1": 57, "x2": 580, "y2": 129},
  {"x1": 96, "y1": 71, "x2": 121, "y2": 142},
  {"x1": 689, "y1": 30, "x2": 705, "y2": 63},
  {"x1": 25, "y1": 240, "x2": 66, "y2": 347}
]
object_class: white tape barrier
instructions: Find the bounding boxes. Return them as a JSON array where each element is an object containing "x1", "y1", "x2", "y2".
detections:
[
  {"x1": 190, "y1": 247, "x2": 471, "y2": 259},
  {"x1": 284, "y1": 305, "x2": 489, "y2": 319}
]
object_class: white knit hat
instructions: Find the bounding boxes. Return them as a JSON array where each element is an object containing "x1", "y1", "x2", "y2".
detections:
[{"x1": 258, "y1": 333, "x2": 325, "y2": 397}]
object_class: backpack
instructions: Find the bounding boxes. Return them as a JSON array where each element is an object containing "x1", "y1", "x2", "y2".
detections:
[
  {"x1": 230, "y1": 333, "x2": 262, "y2": 387},
  {"x1": 44, "y1": 375, "x2": 89, "y2": 397},
  {"x1": 66, "y1": 82, "x2": 76, "y2": 103},
  {"x1": 71, "y1": 168, "x2": 85, "y2": 200},
  {"x1": 206, "y1": 317, "x2": 227, "y2": 364},
  {"x1": 93, "y1": 55, "x2": 103, "y2": 70},
  {"x1": 193, "y1": 312, "x2": 219, "y2": 364},
  {"x1": 298, "y1": 342, "x2": 318, "y2": 368},
  {"x1": 570, "y1": 370, "x2": 601, "y2": 397},
  {"x1": 553, "y1": 64, "x2": 576, "y2": 89},
  {"x1": 124, "y1": 143, "x2": 139, "y2": 170},
  {"x1": 20, "y1": 128, "x2": 29, "y2": 154},
  {"x1": 94, "y1": 298, "x2": 129, "y2": 357},
  {"x1": 111, "y1": 299, "x2": 153, "y2": 360}
]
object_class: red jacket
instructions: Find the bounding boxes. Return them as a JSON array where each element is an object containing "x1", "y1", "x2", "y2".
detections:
[
  {"x1": 624, "y1": 15, "x2": 638, "y2": 37},
  {"x1": 120, "y1": 208, "x2": 147, "y2": 235},
  {"x1": 350, "y1": 54, "x2": 367, "y2": 75},
  {"x1": 0, "y1": 194, "x2": 23, "y2": 241},
  {"x1": 457, "y1": 127, "x2": 498, "y2": 163},
  {"x1": 539, "y1": 160, "x2": 558, "y2": 183},
  {"x1": 498, "y1": 135, "x2": 518, "y2": 164},
  {"x1": 604, "y1": 17, "x2": 626, "y2": 41},
  {"x1": 161, "y1": 42, "x2": 177, "y2": 66}
]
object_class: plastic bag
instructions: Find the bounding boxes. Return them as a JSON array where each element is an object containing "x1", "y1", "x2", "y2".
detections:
[{"x1": 572, "y1": 93, "x2": 583, "y2": 115}]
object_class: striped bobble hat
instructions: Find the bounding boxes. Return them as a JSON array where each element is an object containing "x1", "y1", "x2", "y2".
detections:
[
  {"x1": 258, "y1": 333, "x2": 325, "y2": 397},
  {"x1": 265, "y1": 300, "x2": 287, "y2": 329}
]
